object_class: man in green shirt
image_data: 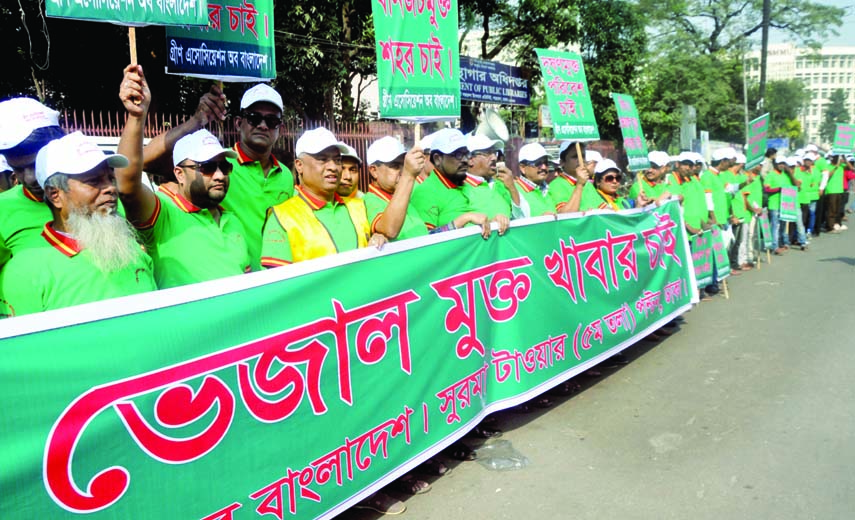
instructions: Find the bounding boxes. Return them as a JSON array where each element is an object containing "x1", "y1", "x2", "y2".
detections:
[
  {"x1": 515, "y1": 143, "x2": 557, "y2": 216},
  {"x1": 113, "y1": 66, "x2": 250, "y2": 289},
  {"x1": 629, "y1": 151, "x2": 671, "y2": 201},
  {"x1": 464, "y1": 134, "x2": 527, "y2": 219},
  {"x1": 410, "y1": 128, "x2": 504, "y2": 237},
  {"x1": 733, "y1": 164, "x2": 763, "y2": 269},
  {"x1": 363, "y1": 136, "x2": 430, "y2": 241},
  {"x1": 222, "y1": 84, "x2": 295, "y2": 270},
  {"x1": 549, "y1": 141, "x2": 601, "y2": 212},
  {"x1": 820, "y1": 154, "x2": 847, "y2": 233},
  {"x1": 0, "y1": 98, "x2": 65, "y2": 266},
  {"x1": 338, "y1": 144, "x2": 363, "y2": 200},
  {"x1": 0, "y1": 130, "x2": 156, "y2": 317}
]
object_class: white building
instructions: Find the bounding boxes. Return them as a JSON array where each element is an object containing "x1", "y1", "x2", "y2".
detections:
[{"x1": 746, "y1": 43, "x2": 855, "y2": 145}]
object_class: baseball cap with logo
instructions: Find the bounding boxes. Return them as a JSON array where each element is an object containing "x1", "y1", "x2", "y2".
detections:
[
  {"x1": 35, "y1": 132, "x2": 128, "y2": 188},
  {"x1": 240, "y1": 84, "x2": 284, "y2": 112},
  {"x1": 0, "y1": 98, "x2": 61, "y2": 151},
  {"x1": 431, "y1": 129, "x2": 467, "y2": 154},
  {"x1": 295, "y1": 127, "x2": 349, "y2": 157},
  {"x1": 172, "y1": 129, "x2": 237, "y2": 167},
  {"x1": 648, "y1": 150, "x2": 671, "y2": 167},
  {"x1": 518, "y1": 143, "x2": 550, "y2": 163},
  {"x1": 367, "y1": 136, "x2": 406, "y2": 165}
]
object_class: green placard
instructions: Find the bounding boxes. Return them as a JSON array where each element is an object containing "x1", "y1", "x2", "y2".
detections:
[
  {"x1": 691, "y1": 230, "x2": 713, "y2": 288},
  {"x1": 371, "y1": 0, "x2": 460, "y2": 120},
  {"x1": 46, "y1": 0, "x2": 208, "y2": 26},
  {"x1": 831, "y1": 123, "x2": 855, "y2": 155},
  {"x1": 779, "y1": 187, "x2": 799, "y2": 222},
  {"x1": 0, "y1": 201, "x2": 694, "y2": 519},
  {"x1": 611, "y1": 93, "x2": 650, "y2": 170},
  {"x1": 758, "y1": 211, "x2": 773, "y2": 250},
  {"x1": 535, "y1": 49, "x2": 599, "y2": 141},
  {"x1": 165, "y1": 0, "x2": 275, "y2": 81},
  {"x1": 746, "y1": 113, "x2": 770, "y2": 169},
  {"x1": 710, "y1": 226, "x2": 731, "y2": 280}
]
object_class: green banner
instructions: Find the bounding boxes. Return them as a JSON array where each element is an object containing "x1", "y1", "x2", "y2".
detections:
[
  {"x1": 46, "y1": 0, "x2": 208, "y2": 26},
  {"x1": 535, "y1": 49, "x2": 599, "y2": 141},
  {"x1": 611, "y1": 93, "x2": 650, "y2": 171},
  {"x1": 746, "y1": 113, "x2": 770, "y2": 169},
  {"x1": 758, "y1": 211, "x2": 773, "y2": 250},
  {"x1": 710, "y1": 226, "x2": 731, "y2": 280},
  {"x1": 779, "y1": 187, "x2": 799, "y2": 223},
  {"x1": 0, "y1": 201, "x2": 694, "y2": 520},
  {"x1": 691, "y1": 230, "x2": 713, "y2": 288},
  {"x1": 831, "y1": 123, "x2": 855, "y2": 155},
  {"x1": 371, "y1": 0, "x2": 460, "y2": 120},
  {"x1": 165, "y1": 0, "x2": 275, "y2": 82}
]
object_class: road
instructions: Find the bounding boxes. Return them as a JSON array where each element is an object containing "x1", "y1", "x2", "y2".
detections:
[{"x1": 341, "y1": 227, "x2": 855, "y2": 520}]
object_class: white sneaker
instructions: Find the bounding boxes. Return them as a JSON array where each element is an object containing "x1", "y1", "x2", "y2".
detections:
[
  {"x1": 833, "y1": 223, "x2": 841, "y2": 231},
  {"x1": 840, "y1": 224, "x2": 848, "y2": 231}
]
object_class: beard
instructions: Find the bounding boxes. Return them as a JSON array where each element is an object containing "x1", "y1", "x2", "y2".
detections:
[{"x1": 66, "y1": 209, "x2": 143, "y2": 273}]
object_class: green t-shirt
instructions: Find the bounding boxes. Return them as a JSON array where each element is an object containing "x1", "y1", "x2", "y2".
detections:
[
  {"x1": 260, "y1": 188, "x2": 364, "y2": 266},
  {"x1": 764, "y1": 170, "x2": 788, "y2": 211},
  {"x1": 410, "y1": 170, "x2": 473, "y2": 229},
  {"x1": 669, "y1": 174, "x2": 706, "y2": 229},
  {"x1": 0, "y1": 185, "x2": 53, "y2": 259},
  {"x1": 0, "y1": 223, "x2": 156, "y2": 317},
  {"x1": 136, "y1": 188, "x2": 250, "y2": 289},
  {"x1": 730, "y1": 173, "x2": 750, "y2": 221},
  {"x1": 628, "y1": 176, "x2": 667, "y2": 201},
  {"x1": 462, "y1": 175, "x2": 512, "y2": 219},
  {"x1": 794, "y1": 167, "x2": 817, "y2": 204},
  {"x1": 363, "y1": 184, "x2": 428, "y2": 241},
  {"x1": 548, "y1": 173, "x2": 601, "y2": 211},
  {"x1": 827, "y1": 164, "x2": 845, "y2": 194},
  {"x1": 515, "y1": 177, "x2": 553, "y2": 216},
  {"x1": 700, "y1": 169, "x2": 731, "y2": 224},
  {"x1": 221, "y1": 144, "x2": 294, "y2": 271}
]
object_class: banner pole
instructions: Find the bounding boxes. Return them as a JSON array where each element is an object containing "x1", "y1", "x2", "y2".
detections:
[
  {"x1": 414, "y1": 123, "x2": 422, "y2": 147},
  {"x1": 128, "y1": 27, "x2": 138, "y2": 64},
  {"x1": 575, "y1": 142, "x2": 584, "y2": 170}
]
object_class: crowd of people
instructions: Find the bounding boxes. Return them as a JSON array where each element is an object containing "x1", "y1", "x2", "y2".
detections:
[{"x1": 1, "y1": 65, "x2": 854, "y2": 514}]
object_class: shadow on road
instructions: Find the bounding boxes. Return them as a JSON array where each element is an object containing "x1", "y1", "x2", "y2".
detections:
[{"x1": 818, "y1": 256, "x2": 855, "y2": 266}]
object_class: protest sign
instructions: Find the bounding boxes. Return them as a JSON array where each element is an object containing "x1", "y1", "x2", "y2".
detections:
[
  {"x1": 779, "y1": 187, "x2": 799, "y2": 223},
  {"x1": 0, "y1": 201, "x2": 694, "y2": 520},
  {"x1": 535, "y1": 49, "x2": 599, "y2": 141},
  {"x1": 46, "y1": 0, "x2": 208, "y2": 26},
  {"x1": 691, "y1": 230, "x2": 713, "y2": 288},
  {"x1": 165, "y1": 0, "x2": 275, "y2": 81},
  {"x1": 371, "y1": 0, "x2": 460, "y2": 120},
  {"x1": 611, "y1": 93, "x2": 649, "y2": 170},
  {"x1": 758, "y1": 211, "x2": 773, "y2": 250},
  {"x1": 831, "y1": 123, "x2": 855, "y2": 155},
  {"x1": 746, "y1": 113, "x2": 770, "y2": 169},
  {"x1": 460, "y1": 56, "x2": 529, "y2": 106},
  {"x1": 710, "y1": 226, "x2": 731, "y2": 280}
]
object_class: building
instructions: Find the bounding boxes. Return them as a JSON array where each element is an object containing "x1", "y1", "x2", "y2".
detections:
[{"x1": 746, "y1": 43, "x2": 855, "y2": 146}]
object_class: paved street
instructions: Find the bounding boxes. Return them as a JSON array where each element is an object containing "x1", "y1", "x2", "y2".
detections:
[{"x1": 342, "y1": 227, "x2": 855, "y2": 520}]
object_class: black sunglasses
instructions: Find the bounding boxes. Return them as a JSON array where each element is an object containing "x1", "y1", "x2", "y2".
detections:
[
  {"x1": 180, "y1": 159, "x2": 233, "y2": 176},
  {"x1": 602, "y1": 174, "x2": 623, "y2": 183},
  {"x1": 524, "y1": 159, "x2": 550, "y2": 167},
  {"x1": 241, "y1": 111, "x2": 282, "y2": 128}
]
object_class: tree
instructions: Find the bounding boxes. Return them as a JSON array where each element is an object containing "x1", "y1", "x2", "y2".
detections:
[
  {"x1": 747, "y1": 79, "x2": 811, "y2": 139},
  {"x1": 819, "y1": 89, "x2": 851, "y2": 144}
]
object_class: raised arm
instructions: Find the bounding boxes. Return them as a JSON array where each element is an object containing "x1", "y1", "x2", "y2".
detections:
[{"x1": 373, "y1": 147, "x2": 424, "y2": 239}]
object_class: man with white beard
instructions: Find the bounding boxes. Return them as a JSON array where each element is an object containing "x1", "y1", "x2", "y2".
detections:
[{"x1": 0, "y1": 132, "x2": 156, "y2": 317}]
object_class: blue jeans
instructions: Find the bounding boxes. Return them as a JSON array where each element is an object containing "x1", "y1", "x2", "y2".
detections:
[
  {"x1": 807, "y1": 201, "x2": 817, "y2": 235},
  {"x1": 769, "y1": 209, "x2": 780, "y2": 250}
]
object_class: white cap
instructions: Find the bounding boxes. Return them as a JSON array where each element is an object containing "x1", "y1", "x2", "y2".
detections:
[
  {"x1": 419, "y1": 130, "x2": 440, "y2": 150},
  {"x1": 172, "y1": 129, "x2": 237, "y2": 167},
  {"x1": 805, "y1": 144, "x2": 819, "y2": 153},
  {"x1": 467, "y1": 134, "x2": 501, "y2": 153},
  {"x1": 367, "y1": 136, "x2": 406, "y2": 165},
  {"x1": 0, "y1": 98, "x2": 61, "y2": 150},
  {"x1": 711, "y1": 147, "x2": 736, "y2": 161},
  {"x1": 594, "y1": 159, "x2": 620, "y2": 175},
  {"x1": 0, "y1": 155, "x2": 9, "y2": 173},
  {"x1": 518, "y1": 143, "x2": 550, "y2": 163},
  {"x1": 431, "y1": 128, "x2": 468, "y2": 154},
  {"x1": 803, "y1": 152, "x2": 818, "y2": 162},
  {"x1": 795, "y1": 148, "x2": 804, "y2": 156},
  {"x1": 677, "y1": 152, "x2": 695, "y2": 163},
  {"x1": 240, "y1": 84, "x2": 284, "y2": 112},
  {"x1": 35, "y1": 132, "x2": 128, "y2": 188},
  {"x1": 558, "y1": 140, "x2": 582, "y2": 159},
  {"x1": 692, "y1": 152, "x2": 706, "y2": 164},
  {"x1": 585, "y1": 150, "x2": 603, "y2": 163},
  {"x1": 734, "y1": 153, "x2": 746, "y2": 164},
  {"x1": 341, "y1": 144, "x2": 362, "y2": 164},
  {"x1": 784, "y1": 157, "x2": 799, "y2": 167},
  {"x1": 774, "y1": 155, "x2": 788, "y2": 164},
  {"x1": 295, "y1": 127, "x2": 349, "y2": 157},
  {"x1": 648, "y1": 150, "x2": 670, "y2": 167}
]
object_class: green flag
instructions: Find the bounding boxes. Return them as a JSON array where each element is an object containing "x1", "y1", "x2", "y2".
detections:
[
  {"x1": 611, "y1": 93, "x2": 650, "y2": 170},
  {"x1": 831, "y1": 123, "x2": 855, "y2": 155},
  {"x1": 0, "y1": 202, "x2": 694, "y2": 519},
  {"x1": 745, "y1": 113, "x2": 770, "y2": 169},
  {"x1": 46, "y1": 0, "x2": 208, "y2": 26},
  {"x1": 535, "y1": 49, "x2": 599, "y2": 141},
  {"x1": 371, "y1": 0, "x2": 460, "y2": 120}
]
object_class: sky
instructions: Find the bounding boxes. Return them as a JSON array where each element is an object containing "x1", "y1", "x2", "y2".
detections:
[{"x1": 768, "y1": 0, "x2": 855, "y2": 46}]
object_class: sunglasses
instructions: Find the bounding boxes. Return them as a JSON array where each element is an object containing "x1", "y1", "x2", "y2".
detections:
[
  {"x1": 602, "y1": 174, "x2": 623, "y2": 183},
  {"x1": 241, "y1": 112, "x2": 282, "y2": 128},
  {"x1": 524, "y1": 159, "x2": 550, "y2": 167},
  {"x1": 180, "y1": 159, "x2": 233, "y2": 175},
  {"x1": 443, "y1": 150, "x2": 470, "y2": 161}
]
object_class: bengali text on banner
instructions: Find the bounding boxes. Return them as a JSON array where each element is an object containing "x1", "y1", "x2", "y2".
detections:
[{"x1": 535, "y1": 48, "x2": 599, "y2": 141}]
